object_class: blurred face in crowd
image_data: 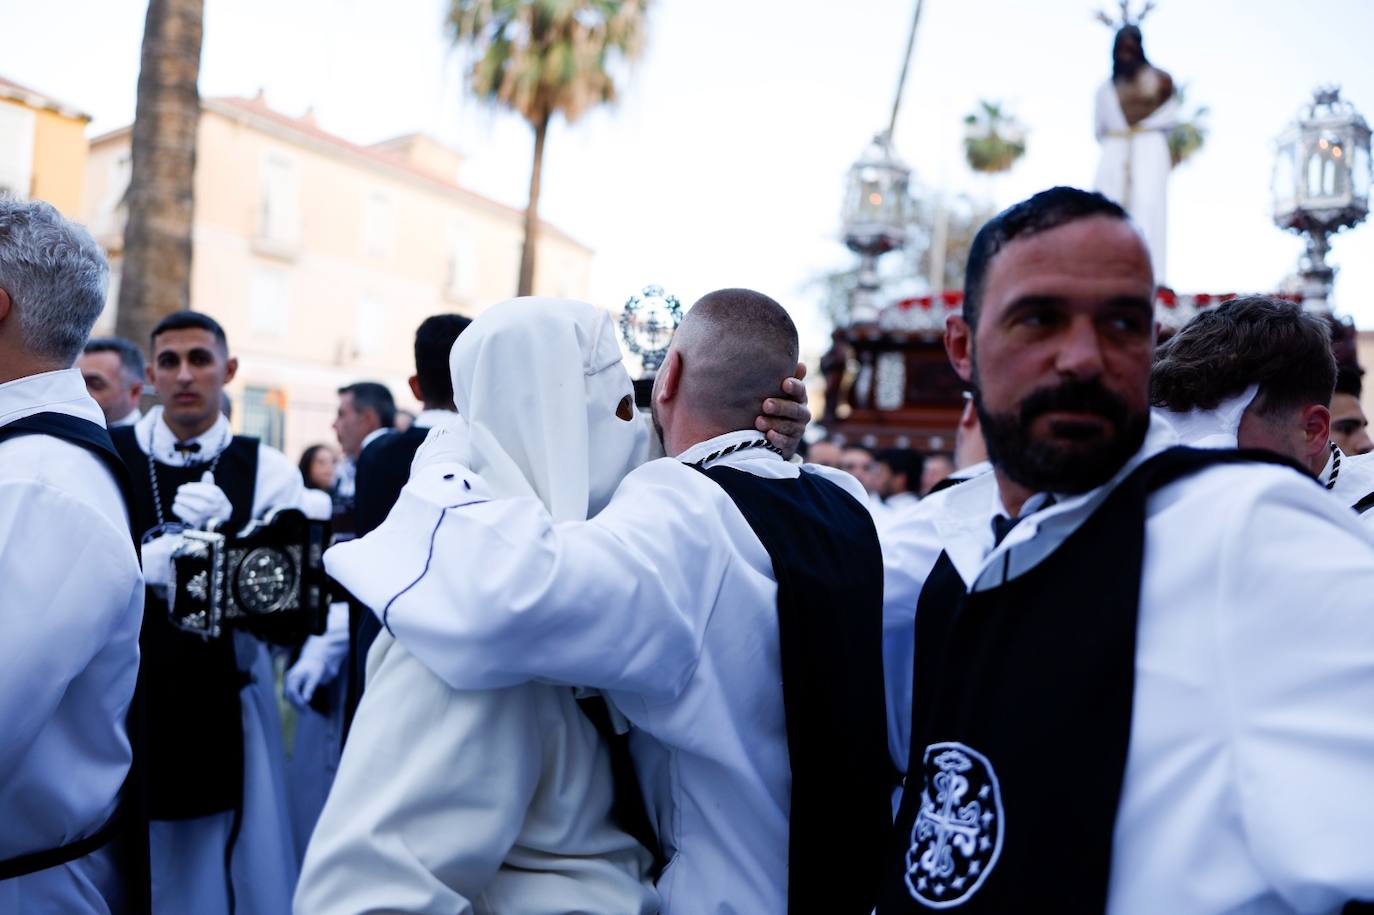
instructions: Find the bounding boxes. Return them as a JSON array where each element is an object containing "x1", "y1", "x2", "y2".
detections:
[
  {"x1": 148, "y1": 328, "x2": 236, "y2": 440},
  {"x1": 307, "y1": 447, "x2": 338, "y2": 490},
  {"x1": 841, "y1": 446, "x2": 879, "y2": 494},
  {"x1": 1330, "y1": 393, "x2": 1372, "y2": 456},
  {"x1": 919, "y1": 455, "x2": 955, "y2": 496},
  {"x1": 807, "y1": 440, "x2": 842, "y2": 468},
  {"x1": 946, "y1": 216, "x2": 1155, "y2": 499},
  {"x1": 334, "y1": 392, "x2": 380, "y2": 460},
  {"x1": 78, "y1": 350, "x2": 142, "y2": 425}
]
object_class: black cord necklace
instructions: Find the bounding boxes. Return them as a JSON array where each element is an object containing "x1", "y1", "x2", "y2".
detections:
[{"x1": 1326, "y1": 441, "x2": 1341, "y2": 492}]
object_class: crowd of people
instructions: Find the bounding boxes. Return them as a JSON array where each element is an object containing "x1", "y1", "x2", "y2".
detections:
[{"x1": 3, "y1": 184, "x2": 1374, "y2": 914}]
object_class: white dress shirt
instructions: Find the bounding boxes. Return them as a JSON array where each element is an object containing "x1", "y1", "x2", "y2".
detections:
[
  {"x1": 880, "y1": 414, "x2": 1374, "y2": 913},
  {"x1": 0, "y1": 368, "x2": 143, "y2": 914},
  {"x1": 325, "y1": 429, "x2": 868, "y2": 915}
]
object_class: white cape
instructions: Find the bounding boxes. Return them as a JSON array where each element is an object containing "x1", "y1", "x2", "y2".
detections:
[{"x1": 298, "y1": 298, "x2": 655, "y2": 912}]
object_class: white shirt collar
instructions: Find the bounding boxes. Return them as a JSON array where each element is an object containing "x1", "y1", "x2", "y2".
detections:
[
  {"x1": 935, "y1": 413, "x2": 1180, "y2": 591},
  {"x1": 1318, "y1": 443, "x2": 1340, "y2": 489},
  {"x1": 676, "y1": 429, "x2": 784, "y2": 470},
  {"x1": 361, "y1": 427, "x2": 390, "y2": 453},
  {"x1": 0, "y1": 368, "x2": 106, "y2": 429},
  {"x1": 413, "y1": 408, "x2": 459, "y2": 431},
  {"x1": 111, "y1": 406, "x2": 142, "y2": 428},
  {"x1": 134, "y1": 404, "x2": 233, "y2": 466}
]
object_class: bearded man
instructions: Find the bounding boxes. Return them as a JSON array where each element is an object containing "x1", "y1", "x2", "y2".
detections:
[{"x1": 877, "y1": 187, "x2": 1374, "y2": 914}]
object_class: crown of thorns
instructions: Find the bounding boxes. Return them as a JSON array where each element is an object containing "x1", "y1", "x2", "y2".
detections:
[{"x1": 1094, "y1": 0, "x2": 1156, "y2": 28}]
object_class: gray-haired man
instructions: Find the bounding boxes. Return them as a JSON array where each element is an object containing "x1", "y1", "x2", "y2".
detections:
[
  {"x1": 80, "y1": 335, "x2": 146, "y2": 428},
  {"x1": 0, "y1": 199, "x2": 145, "y2": 911}
]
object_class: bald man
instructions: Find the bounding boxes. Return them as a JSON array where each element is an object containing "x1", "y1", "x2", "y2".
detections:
[{"x1": 331, "y1": 289, "x2": 892, "y2": 915}]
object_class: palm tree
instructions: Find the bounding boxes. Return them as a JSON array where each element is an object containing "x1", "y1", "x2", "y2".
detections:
[
  {"x1": 447, "y1": 0, "x2": 647, "y2": 296},
  {"x1": 116, "y1": 0, "x2": 204, "y2": 347},
  {"x1": 962, "y1": 100, "x2": 1027, "y2": 175}
]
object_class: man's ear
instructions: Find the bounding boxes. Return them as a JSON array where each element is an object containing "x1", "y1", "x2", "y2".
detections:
[
  {"x1": 223, "y1": 356, "x2": 238, "y2": 386},
  {"x1": 0, "y1": 287, "x2": 10, "y2": 325},
  {"x1": 130, "y1": 380, "x2": 144, "y2": 401},
  {"x1": 1303, "y1": 403, "x2": 1332, "y2": 458},
  {"x1": 657, "y1": 349, "x2": 682, "y2": 405},
  {"x1": 945, "y1": 315, "x2": 974, "y2": 384},
  {"x1": 408, "y1": 375, "x2": 423, "y2": 403}
]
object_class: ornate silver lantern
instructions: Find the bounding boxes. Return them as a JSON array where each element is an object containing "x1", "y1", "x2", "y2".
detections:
[
  {"x1": 842, "y1": 132, "x2": 911, "y2": 324},
  {"x1": 1272, "y1": 87, "x2": 1372, "y2": 313}
]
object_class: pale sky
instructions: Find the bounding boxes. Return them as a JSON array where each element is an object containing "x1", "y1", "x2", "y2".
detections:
[{"x1": 5, "y1": 0, "x2": 1374, "y2": 359}]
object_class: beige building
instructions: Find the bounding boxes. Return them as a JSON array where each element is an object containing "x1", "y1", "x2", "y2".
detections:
[
  {"x1": 0, "y1": 75, "x2": 91, "y2": 216},
  {"x1": 85, "y1": 92, "x2": 593, "y2": 459}
]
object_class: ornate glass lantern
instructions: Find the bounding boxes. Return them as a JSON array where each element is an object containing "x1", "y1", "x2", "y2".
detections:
[
  {"x1": 1272, "y1": 87, "x2": 1372, "y2": 312},
  {"x1": 842, "y1": 132, "x2": 911, "y2": 323},
  {"x1": 843, "y1": 132, "x2": 910, "y2": 257}
]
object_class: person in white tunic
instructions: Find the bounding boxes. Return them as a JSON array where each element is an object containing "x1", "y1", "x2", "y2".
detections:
[
  {"x1": 1093, "y1": 23, "x2": 1179, "y2": 283},
  {"x1": 876, "y1": 187, "x2": 1374, "y2": 913},
  {"x1": 111, "y1": 311, "x2": 308, "y2": 915},
  {"x1": 325, "y1": 289, "x2": 891, "y2": 915},
  {"x1": 296, "y1": 297, "x2": 659, "y2": 914},
  {"x1": 1150, "y1": 294, "x2": 1374, "y2": 526},
  {"x1": 0, "y1": 200, "x2": 144, "y2": 914}
]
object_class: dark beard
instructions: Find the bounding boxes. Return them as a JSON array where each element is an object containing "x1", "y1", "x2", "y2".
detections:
[{"x1": 975, "y1": 378, "x2": 1149, "y2": 495}]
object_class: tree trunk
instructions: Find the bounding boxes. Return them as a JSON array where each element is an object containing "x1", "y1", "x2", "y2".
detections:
[
  {"x1": 516, "y1": 114, "x2": 549, "y2": 297},
  {"x1": 115, "y1": 0, "x2": 203, "y2": 347}
]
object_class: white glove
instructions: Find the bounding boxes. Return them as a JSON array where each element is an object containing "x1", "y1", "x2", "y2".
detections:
[
  {"x1": 140, "y1": 533, "x2": 180, "y2": 589},
  {"x1": 172, "y1": 471, "x2": 234, "y2": 529},
  {"x1": 284, "y1": 602, "x2": 350, "y2": 710},
  {"x1": 284, "y1": 654, "x2": 328, "y2": 710}
]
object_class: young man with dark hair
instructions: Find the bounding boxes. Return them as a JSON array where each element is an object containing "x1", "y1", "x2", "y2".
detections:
[
  {"x1": 1331, "y1": 367, "x2": 1372, "y2": 457},
  {"x1": 1151, "y1": 295, "x2": 1374, "y2": 523},
  {"x1": 875, "y1": 447, "x2": 924, "y2": 521},
  {"x1": 79, "y1": 335, "x2": 146, "y2": 427},
  {"x1": 877, "y1": 187, "x2": 1374, "y2": 912},
  {"x1": 109, "y1": 309, "x2": 309, "y2": 914}
]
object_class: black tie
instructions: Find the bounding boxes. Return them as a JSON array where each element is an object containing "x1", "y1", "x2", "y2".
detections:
[
  {"x1": 990, "y1": 513, "x2": 1023, "y2": 547},
  {"x1": 991, "y1": 496, "x2": 1056, "y2": 547},
  {"x1": 173, "y1": 441, "x2": 201, "y2": 455}
]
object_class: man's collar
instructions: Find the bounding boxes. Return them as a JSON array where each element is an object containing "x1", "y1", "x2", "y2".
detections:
[
  {"x1": 135, "y1": 405, "x2": 233, "y2": 466},
  {"x1": 413, "y1": 408, "x2": 458, "y2": 431},
  {"x1": 0, "y1": 367, "x2": 106, "y2": 428},
  {"x1": 937, "y1": 412, "x2": 1179, "y2": 590},
  {"x1": 676, "y1": 429, "x2": 783, "y2": 468},
  {"x1": 361, "y1": 427, "x2": 390, "y2": 453}
]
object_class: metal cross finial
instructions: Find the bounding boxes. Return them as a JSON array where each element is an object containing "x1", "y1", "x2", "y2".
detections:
[{"x1": 1094, "y1": 0, "x2": 1157, "y2": 29}]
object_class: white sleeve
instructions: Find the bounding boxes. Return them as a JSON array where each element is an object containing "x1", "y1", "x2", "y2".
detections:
[
  {"x1": 878, "y1": 507, "x2": 945, "y2": 773},
  {"x1": 0, "y1": 481, "x2": 142, "y2": 777},
  {"x1": 295, "y1": 635, "x2": 541, "y2": 915},
  {"x1": 252, "y1": 443, "x2": 309, "y2": 518},
  {"x1": 324, "y1": 460, "x2": 722, "y2": 700},
  {"x1": 1216, "y1": 474, "x2": 1374, "y2": 907}
]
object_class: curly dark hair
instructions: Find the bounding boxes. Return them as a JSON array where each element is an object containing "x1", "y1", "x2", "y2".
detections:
[{"x1": 1151, "y1": 295, "x2": 1335, "y2": 416}]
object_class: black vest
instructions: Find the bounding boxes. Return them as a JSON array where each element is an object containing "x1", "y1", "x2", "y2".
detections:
[
  {"x1": 0, "y1": 413, "x2": 150, "y2": 912},
  {"x1": 878, "y1": 447, "x2": 1309, "y2": 913},
  {"x1": 695, "y1": 464, "x2": 892, "y2": 915},
  {"x1": 111, "y1": 426, "x2": 259, "y2": 820}
]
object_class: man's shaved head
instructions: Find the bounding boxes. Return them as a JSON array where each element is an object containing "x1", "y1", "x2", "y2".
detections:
[{"x1": 652, "y1": 288, "x2": 800, "y2": 455}]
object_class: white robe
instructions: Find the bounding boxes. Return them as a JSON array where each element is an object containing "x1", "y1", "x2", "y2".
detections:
[
  {"x1": 296, "y1": 632, "x2": 657, "y2": 915},
  {"x1": 1093, "y1": 78, "x2": 1179, "y2": 283},
  {"x1": 880, "y1": 414, "x2": 1374, "y2": 913},
  {"x1": 130, "y1": 407, "x2": 306, "y2": 915},
  {"x1": 0, "y1": 369, "x2": 143, "y2": 914},
  {"x1": 301, "y1": 298, "x2": 659, "y2": 912},
  {"x1": 325, "y1": 430, "x2": 868, "y2": 915}
]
